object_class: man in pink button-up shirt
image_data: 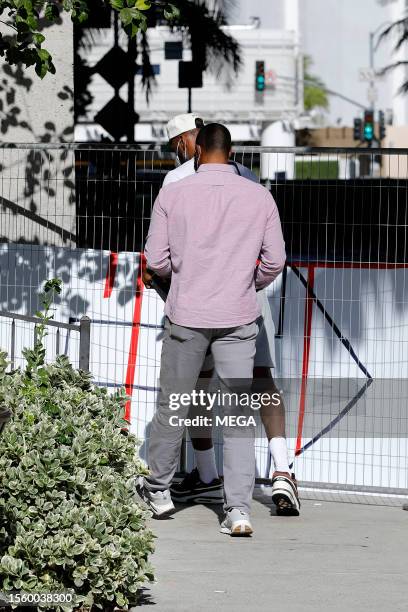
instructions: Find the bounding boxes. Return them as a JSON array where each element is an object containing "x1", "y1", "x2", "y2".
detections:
[{"x1": 137, "y1": 124, "x2": 286, "y2": 536}]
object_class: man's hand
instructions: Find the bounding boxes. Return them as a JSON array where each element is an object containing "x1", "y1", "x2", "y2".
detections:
[{"x1": 142, "y1": 268, "x2": 155, "y2": 288}]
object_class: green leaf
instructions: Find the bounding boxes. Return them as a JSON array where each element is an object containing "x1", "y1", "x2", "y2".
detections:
[
  {"x1": 33, "y1": 32, "x2": 45, "y2": 45},
  {"x1": 23, "y1": 0, "x2": 34, "y2": 12},
  {"x1": 164, "y1": 3, "x2": 180, "y2": 20},
  {"x1": 35, "y1": 60, "x2": 49, "y2": 79},
  {"x1": 135, "y1": 0, "x2": 151, "y2": 9},
  {"x1": 37, "y1": 48, "x2": 50, "y2": 62},
  {"x1": 44, "y1": 278, "x2": 62, "y2": 294},
  {"x1": 27, "y1": 15, "x2": 38, "y2": 30},
  {"x1": 77, "y1": 11, "x2": 88, "y2": 23},
  {"x1": 116, "y1": 592, "x2": 127, "y2": 607},
  {"x1": 110, "y1": 0, "x2": 125, "y2": 9},
  {"x1": 119, "y1": 7, "x2": 139, "y2": 26},
  {"x1": 45, "y1": 3, "x2": 60, "y2": 21}
]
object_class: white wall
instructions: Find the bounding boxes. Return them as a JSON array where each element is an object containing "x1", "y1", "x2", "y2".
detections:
[
  {"x1": 0, "y1": 15, "x2": 75, "y2": 245},
  {"x1": 0, "y1": 13, "x2": 74, "y2": 143}
]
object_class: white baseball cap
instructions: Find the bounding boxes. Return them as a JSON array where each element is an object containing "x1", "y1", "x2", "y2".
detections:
[{"x1": 166, "y1": 113, "x2": 204, "y2": 141}]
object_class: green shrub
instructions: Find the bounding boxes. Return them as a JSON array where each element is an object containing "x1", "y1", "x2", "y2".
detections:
[{"x1": 0, "y1": 282, "x2": 154, "y2": 610}]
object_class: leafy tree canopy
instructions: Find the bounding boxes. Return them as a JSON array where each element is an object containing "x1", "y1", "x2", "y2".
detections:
[
  {"x1": 0, "y1": 0, "x2": 179, "y2": 78},
  {"x1": 304, "y1": 55, "x2": 329, "y2": 112}
]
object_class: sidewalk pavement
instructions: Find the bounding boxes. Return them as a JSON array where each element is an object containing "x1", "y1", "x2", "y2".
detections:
[{"x1": 138, "y1": 491, "x2": 407, "y2": 612}]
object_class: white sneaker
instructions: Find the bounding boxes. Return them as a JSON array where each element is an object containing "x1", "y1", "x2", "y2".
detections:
[
  {"x1": 220, "y1": 508, "x2": 253, "y2": 536},
  {"x1": 135, "y1": 476, "x2": 175, "y2": 518}
]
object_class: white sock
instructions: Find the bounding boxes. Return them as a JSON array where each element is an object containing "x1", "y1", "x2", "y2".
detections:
[
  {"x1": 194, "y1": 448, "x2": 219, "y2": 484},
  {"x1": 269, "y1": 437, "x2": 290, "y2": 474}
]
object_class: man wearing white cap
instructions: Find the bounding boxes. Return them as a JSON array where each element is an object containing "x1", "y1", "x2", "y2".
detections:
[
  {"x1": 143, "y1": 113, "x2": 300, "y2": 517},
  {"x1": 164, "y1": 113, "x2": 258, "y2": 186}
]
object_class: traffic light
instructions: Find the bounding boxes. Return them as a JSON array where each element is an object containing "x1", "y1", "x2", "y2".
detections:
[
  {"x1": 379, "y1": 110, "x2": 386, "y2": 141},
  {"x1": 178, "y1": 61, "x2": 203, "y2": 89},
  {"x1": 255, "y1": 61, "x2": 265, "y2": 92},
  {"x1": 363, "y1": 109, "x2": 375, "y2": 143},
  {"x1": 353, "y1": 118, "x2": 363, "y2": 142}
]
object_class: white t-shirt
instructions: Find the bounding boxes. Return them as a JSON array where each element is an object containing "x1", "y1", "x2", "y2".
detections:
[{"x1": 163, "y1": 158, "x2": 196, "y2": 186}]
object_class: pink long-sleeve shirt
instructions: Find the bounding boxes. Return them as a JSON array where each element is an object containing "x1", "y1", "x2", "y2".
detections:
[{"x1": 145, "y1": 163, "x2": 286, "y2": 328}]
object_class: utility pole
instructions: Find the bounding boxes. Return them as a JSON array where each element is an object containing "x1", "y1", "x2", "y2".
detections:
[
  {"x1": 127, "y1": 34, "x2": 137, "y2": 143},
  {"x1": 369, "y1": 31, "x2": 376, "y2": 119},
  {"x1": 284, "y1": 0, "x2": 301, "y2": 113},
  {"x1": 188, "y1": 87, "x2": 192, "y2": 113}
]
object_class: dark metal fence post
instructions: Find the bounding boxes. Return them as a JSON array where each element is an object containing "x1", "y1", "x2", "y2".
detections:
[
  {"x1": 56, "y1": 327, "x2": 60, "y2": 356},
  {"x1": 10, "y1": 319, "x2": 15, "y2": 370},
  {"x1": 79, "y1": 316, "x2": 91, "y2": 372}
]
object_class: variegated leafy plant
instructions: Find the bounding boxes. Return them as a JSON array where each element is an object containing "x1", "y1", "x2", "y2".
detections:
[{"x1": 0, "y1": 281, "x2": 154, "y2": 610}]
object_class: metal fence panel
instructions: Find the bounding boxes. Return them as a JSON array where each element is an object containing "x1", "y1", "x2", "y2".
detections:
[{"x1": 0, "y1": 143, "x2": 407, "y2": 505}]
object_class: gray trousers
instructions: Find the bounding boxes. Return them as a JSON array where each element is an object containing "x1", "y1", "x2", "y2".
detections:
[{"x1": 146, "y1": 317, "x2": 258, "y2": 514}]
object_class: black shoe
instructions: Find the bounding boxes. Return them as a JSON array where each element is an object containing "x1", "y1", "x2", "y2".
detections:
[{"x1": 170, "y1": 468, "x2": 224, "y2": 504}]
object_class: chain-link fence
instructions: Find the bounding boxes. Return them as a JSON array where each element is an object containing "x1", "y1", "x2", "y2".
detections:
[{"x1": 1, "y1": 143, "x2": 407, "y2": 505}]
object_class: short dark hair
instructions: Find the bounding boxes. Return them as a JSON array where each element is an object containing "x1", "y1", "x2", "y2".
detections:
[{"x1": 195, "y1": 123, "x2": 232, "y2": 156}]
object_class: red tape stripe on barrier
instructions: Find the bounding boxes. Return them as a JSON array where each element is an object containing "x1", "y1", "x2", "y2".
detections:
[
  {"x1": 124, "y1": 253, "x2": 146, "y2": 422},
  {"x1": 104, "y1": 252, "x2": 118, "y2": 298}
]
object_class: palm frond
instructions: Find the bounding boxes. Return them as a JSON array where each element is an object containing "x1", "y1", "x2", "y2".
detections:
[
  {"x1": 139, "y1": 31, "x2": 156, "y2": 104},
  {"x1": 379, "y1": 17, "x2": 408, "y2": 52},
  {"x1": 171, "y1": 0, "x2": 242, "y2": 77},
  {"x1": 377, "y1": 17, "x2": 408, "y2": 93},
  {"x1": 378, "y1": 60, "x2": 408, "y2": 93}
]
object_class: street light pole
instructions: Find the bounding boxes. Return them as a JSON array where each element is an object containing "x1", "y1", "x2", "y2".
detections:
[
  {"x1": 368, "y1": 21, "x2": 392, "y2": 116},
  {"x1": 188, "y1": 87, "x2": 192, "y2": 113},
  {"x1": 369, "y1": 31, "x2": 376, "y2": 116}
]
